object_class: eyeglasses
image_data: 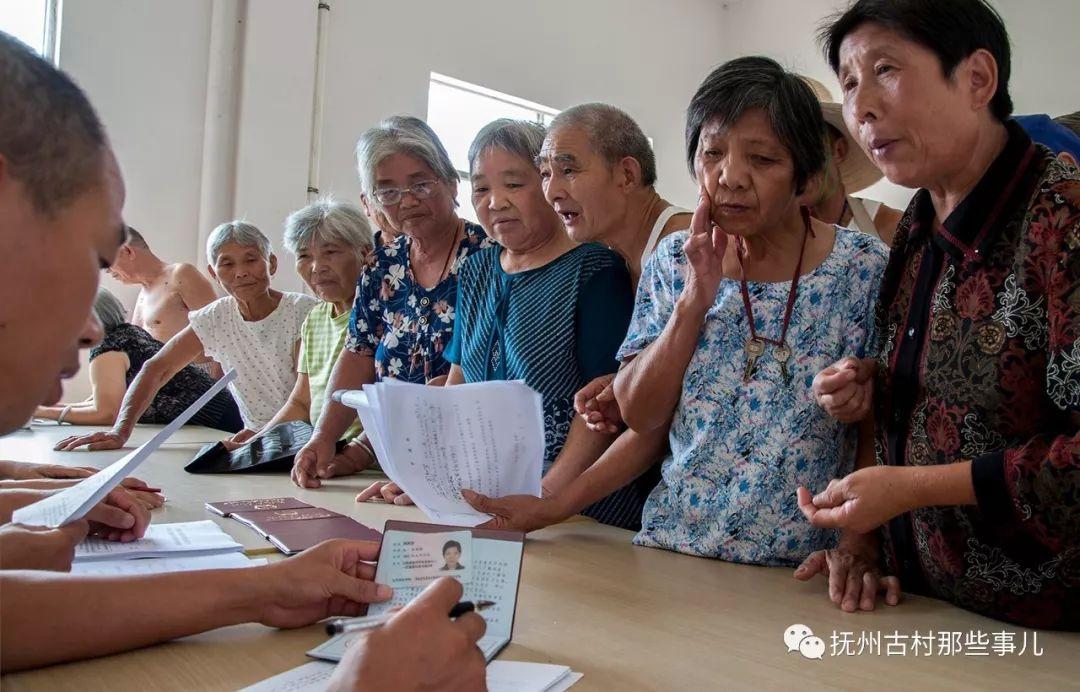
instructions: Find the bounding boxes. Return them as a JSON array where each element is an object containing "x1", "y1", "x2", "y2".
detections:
[{"x1": 372, "y1": 179, "x2": 440, "y2": 206}]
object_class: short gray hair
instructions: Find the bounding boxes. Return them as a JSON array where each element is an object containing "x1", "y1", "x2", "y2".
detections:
[
  {"x1": 206, "y1": 220, "x2": 272, "y2": 265},
  {"x1": 284, "y1": 197, "x2": 374, "y2": 261},
  {"x1": 93, "y1": 288, "x2": 128, "y2": 333},
  {"x1": 547, "y1": 103, "x2": 657, "y2": 187},
  {"x1": 0, "y1": 32, "x2": 107, "y2": 216},
  {"x1": 468, "y1": 119, "x2": 546, "y2": 176},
  {"x1": 355, "y1": 115, "x2": 459, "y2": 197}
]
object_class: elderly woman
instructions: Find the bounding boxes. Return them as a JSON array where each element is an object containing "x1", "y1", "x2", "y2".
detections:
[
  {"x1": 224, "y1": 198, "x2": 374, "y2": 453},
  {"x1": 36, "y1": 288, "x2": 242, "y2": 432},
  {"x1": 292, "y1": 116, "x2": 489, "y2": 488},
  {"x1": 57, "y1": 221, "x2": 317, "y2": 452},
  {"x1": 360, "y1": 119, "x2": 634, "y2": 507},
  {"x1": 806, "y1": 0, "x2": 1080, "y2": 629},
  {"x1": 596, "y1": 58, "x2": 888, "y2": 568}
]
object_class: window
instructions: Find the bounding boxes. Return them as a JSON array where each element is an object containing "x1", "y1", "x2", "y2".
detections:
[
  {"x1": 0, "y1": 0, "x2": 59, "y2": 61},
  {"x1": 426, "y1": 72, "x2": 559, "y2": 223}
]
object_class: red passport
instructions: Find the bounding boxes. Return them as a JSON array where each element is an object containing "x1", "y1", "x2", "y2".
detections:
[{"x1": 228, "y1": 506, "x2": 382, "y2": 555}]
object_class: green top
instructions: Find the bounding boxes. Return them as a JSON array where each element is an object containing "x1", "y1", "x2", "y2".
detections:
[{"x1": 298, "y1": 301, "x2": 361, "y2": 441}]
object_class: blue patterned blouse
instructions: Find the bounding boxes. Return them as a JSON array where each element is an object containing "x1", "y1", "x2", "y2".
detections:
[
  {"x1": 617, "y1": 228, "x2": 888, "y2": 566},
  {"x1": 345, "y1": 221, "x2": 491, "y2": 383},
  {"x1": 445, "y1": 243, "x2": 632, "y2": 469}
]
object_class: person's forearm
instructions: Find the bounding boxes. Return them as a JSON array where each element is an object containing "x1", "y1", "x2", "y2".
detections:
[
  {"x1": 311, "y1": 351, "x2": 374, "y2": 445},
  {"x1": 112, "y1": 359, "x2": 180, "y2": 438},
  {"x1": 0, "y1": 489, "x2": 50, "y2": 523},
  {"x1": 256, "y1": 395, "x2": 312, "y2": 437},
  {"x1": 0, "y1": 567, "x2": 272, "y2": 672},
  {"x1": 541, "y1": 418, "x2": 616, "y2": 496},
  {"x1": 909, "y1": 461, "x2": 976, "y2": 509},
  {"x1": 554, "y1": 427, "x2": 668, "y2": 518},
  {"x1": 38, "y1": 402, "x2": 115, "y2": 425},
  {"x1": 615, "y1": 298, "x2": 708, "y2": 432}
]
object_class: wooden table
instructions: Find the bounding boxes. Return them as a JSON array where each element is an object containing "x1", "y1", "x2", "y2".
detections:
[{"x1": 2, "y1": 424, "x2": 1078, "y2": 691}]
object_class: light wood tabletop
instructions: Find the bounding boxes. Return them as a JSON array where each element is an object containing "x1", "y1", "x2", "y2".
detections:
[{"x1": 2, "y1": 424, "x2": 1078, "y2": 691}]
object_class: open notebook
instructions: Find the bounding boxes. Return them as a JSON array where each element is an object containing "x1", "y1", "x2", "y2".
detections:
[{"x1": 307, "y1": 520, "x2": 525, "y2": 663}]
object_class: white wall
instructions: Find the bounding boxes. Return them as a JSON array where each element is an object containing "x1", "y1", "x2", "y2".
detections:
[
  {"x1": 60, "y1": 0, "x2": 213, "y2": 297},
  {"x1": 315, "y1": 0, "x2": 727, "y2": 219},
  {"x1": 716, "y1": 0, "x2": 1080, "y2": 211}
]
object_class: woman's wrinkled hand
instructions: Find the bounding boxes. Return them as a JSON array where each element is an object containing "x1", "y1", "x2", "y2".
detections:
[
  {"x1": 813, "y1": 357, "x2": 876, "y2": 423},
  {"x1": 573, "y1": 374, "x2": 622, "y2": 434},
  {"x1": 794, "y1": 531, "x2": 901, "y2": 612}
]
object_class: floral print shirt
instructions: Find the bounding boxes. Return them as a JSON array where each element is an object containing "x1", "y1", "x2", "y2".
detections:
[
  {"x1": 617, "y1": 227, "x2": 888, "y2": 566},
  {"x1": 874, "y1": 120, "x2": 1080, "y2": 630},
  {"x1": 345, "y1": 221, "x2": 490, "y2": 383}
]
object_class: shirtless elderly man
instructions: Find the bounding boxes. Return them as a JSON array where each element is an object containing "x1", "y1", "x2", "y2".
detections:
[{"x1": 107, "y1": 227, "x2": 220, "y2": 375}]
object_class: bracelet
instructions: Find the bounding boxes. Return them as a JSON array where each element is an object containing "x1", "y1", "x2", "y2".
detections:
[{"x1": 56, "y1": 405, "x2": 72, "y2": 425}]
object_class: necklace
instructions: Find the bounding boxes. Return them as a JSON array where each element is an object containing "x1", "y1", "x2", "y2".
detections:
[
  {"x1": 738, "y1": 207, "x2": 813, "y2": 384},
  {"x1": 404, "y1": 222, "x2": 461, "y2": 380},
  {"x1": 835, "y1": 198, "x2": 850, "y2": 226}
]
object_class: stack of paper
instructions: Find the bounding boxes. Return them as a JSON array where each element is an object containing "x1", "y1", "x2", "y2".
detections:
[
  {"x1": 74, "y1": 520, "x2": 245, "y2": 562},
  {"x1": 336, "y1": 380, "x2": 545, "y2": 526},
  {"x1": 11, "y1": 371, "x2": 236, "y2": 529},
  {"x1": 70, "y1": 552, "x2": 267, "y2": 576},
  {"x1": 241, "y1": 660, "x2": 582, "y2": 692}
]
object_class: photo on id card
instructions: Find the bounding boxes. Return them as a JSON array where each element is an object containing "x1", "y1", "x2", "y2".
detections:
[{"x1": 383, "y1": 529, "x2": 473, "y2": 587}]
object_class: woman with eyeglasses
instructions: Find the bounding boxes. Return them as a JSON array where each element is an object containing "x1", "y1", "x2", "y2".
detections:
[{"x1": 292, "y1": 116, "x2": 491, "y2": 489}]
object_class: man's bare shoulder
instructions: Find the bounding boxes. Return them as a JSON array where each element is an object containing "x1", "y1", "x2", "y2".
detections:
[{"x1": 165, "y1": 262, "x2": 212, "y2": 285}]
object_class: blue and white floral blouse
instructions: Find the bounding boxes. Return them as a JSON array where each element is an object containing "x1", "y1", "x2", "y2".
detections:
[
  {"x1": 616, "y1": 227, "x2": 889, "y2": 566},
  {"x1": 345, "y1": 221, "x2": 491, "y2": 383}
]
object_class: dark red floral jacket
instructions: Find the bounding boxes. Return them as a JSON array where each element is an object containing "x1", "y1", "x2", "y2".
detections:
[{"x1": 873, "y1": 121, "x2": 1080, "y2": 630}]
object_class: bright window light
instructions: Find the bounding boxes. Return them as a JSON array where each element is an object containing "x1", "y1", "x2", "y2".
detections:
[
  {"x1": 427, "y1": 72, "x2": 559, "y2": 223},
  {"x1": 0, "y1": 0, "x2": 49, "y2": 55}
]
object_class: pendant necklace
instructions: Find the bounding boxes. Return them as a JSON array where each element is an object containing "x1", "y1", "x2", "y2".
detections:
[{"x1": 738, "y1": 207, "x2": 813, "y2": 384}]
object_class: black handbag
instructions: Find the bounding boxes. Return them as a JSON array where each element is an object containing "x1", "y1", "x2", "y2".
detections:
[{"x1": 184, "y1": 420, "x2": 347, "y2": 474}]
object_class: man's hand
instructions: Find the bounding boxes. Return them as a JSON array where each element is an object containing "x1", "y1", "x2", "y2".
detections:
[
  {"x1": 54, "y1": 429, "x2": 126, "y2": 452},
  {"x1": 255, "y1": 539, "x2": 393, "y2": 629},
  {"x1": 356, "y1": 481, "x2": 412, "y2": 506},
  {"x1": 813, "y1": 357, "x2": 876, "y2": 423},
  {"x1": 0, "y1": 461, "x2": 96, "y2": 481},
  {"x1": 329, "y1": 578, "x2": 487, "y2": 692},
  {"x1": 797, "y1": 467, "x2": 919, "y2": 534},
  {"x1": 793, "y1": 531, "x2": 901, "y2": 612},
  {"x1": 573, "y1": 374, "x2": 622, "y2": 434},
  {"x1": 84, "y1": 488, "x2": 152, "y2": 542},
  {"x1": 461, "y1": 489, "x2": 563, "y2": 532},
  {"x1": 0, "y1": 521, "x2": 90, "y2": 571}
]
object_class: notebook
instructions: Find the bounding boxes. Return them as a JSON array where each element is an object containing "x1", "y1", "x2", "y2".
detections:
[
  {"x1": 205, "y1": 497, "x2": 312, "y2": 517},
  {"x1": 205, "y1": 498, "x2": 382, "y2": 555},
  {"x1": 74, "y1": 520, "x2": 244, "y2": 562},
  {"x1": 307, "y1": 520, "x2": 526, "y2": 663},
  {"x1": 70, "y1": 552, "x2": 267, "y2": 576}
]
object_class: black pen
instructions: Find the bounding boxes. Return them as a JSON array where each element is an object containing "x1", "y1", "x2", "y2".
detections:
[{"x1": 325, "y1": 600, "x2": 496, "y2": 635}]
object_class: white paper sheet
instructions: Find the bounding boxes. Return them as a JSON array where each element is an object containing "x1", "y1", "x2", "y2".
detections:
[
  {"x1": 239, "y1": 661, "x2": 335, "y2": 692},
  {"x1": 69, "y1": 551, "x2": 265, "y2": 576},
  {"x1": 338, "y1": 380, "x2": 544, "y2": 526},
  {"x1": 486, "y1": 661, "x2": 582, "y2": 692},
  {"x1": 11, "y1": 370, "x2": 237, "y2": 528},
  {"x1": 73, "y1": 520, "x2": 244, "y2": 562},
  {"x1": 248, "y1": 660, "x2": 581, "y2": 692}
]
